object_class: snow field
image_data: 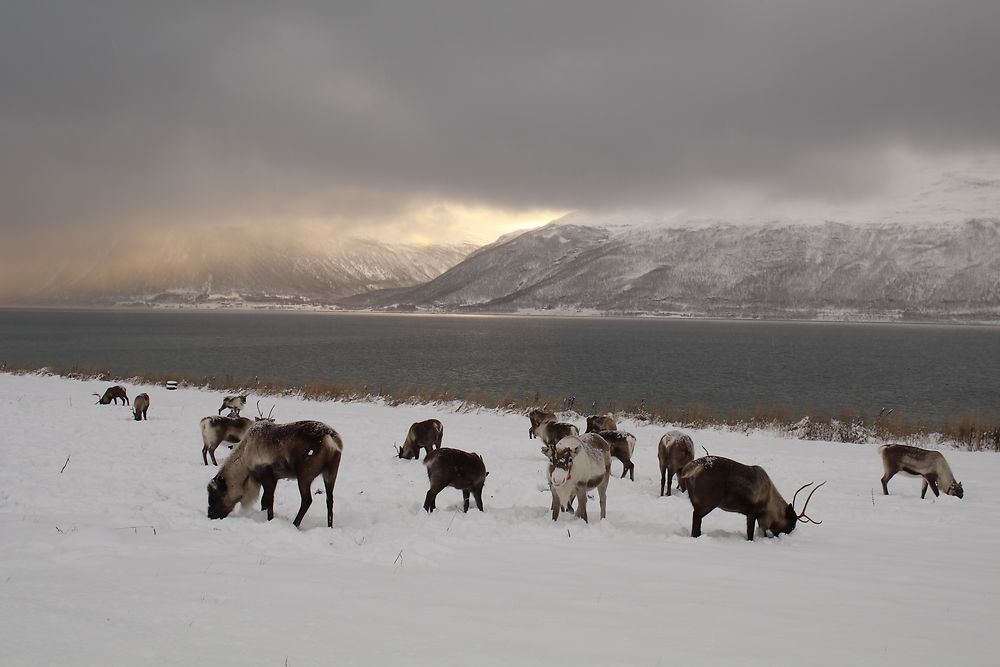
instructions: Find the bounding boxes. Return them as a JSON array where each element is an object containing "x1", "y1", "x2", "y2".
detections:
[{"x1": 0, "y1": 372, "x2": 997, "y2": 666}]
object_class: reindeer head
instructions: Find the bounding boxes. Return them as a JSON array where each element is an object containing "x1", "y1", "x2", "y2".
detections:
[
  {"x1": 770, "y1": 481, "x2": 827, "y2": 536},
  {"x1": 546, "y1": 439, "x2": 580, "y2": 488},
  {"x1": 207, "y1": 473, "x2": 233, "y2": 519},
  {"x1": 947, "y1": 481, "x2": 964, "y2": 499},
  {"x1": 254, "y1": 400, "x2": 275, "y2": 422}
]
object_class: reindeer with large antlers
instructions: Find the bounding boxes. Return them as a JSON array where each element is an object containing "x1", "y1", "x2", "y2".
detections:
[{"x1": 679, "y1": 456, "x2": 825, "y2": 540}]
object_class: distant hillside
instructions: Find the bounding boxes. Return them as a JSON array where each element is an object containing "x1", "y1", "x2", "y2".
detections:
[
  {"x1": 13, "y1": 228, "x2": 475, "y2": 306},
  {"x1": 342, "y1": 219, "x2": 1000, "y2": 322}
]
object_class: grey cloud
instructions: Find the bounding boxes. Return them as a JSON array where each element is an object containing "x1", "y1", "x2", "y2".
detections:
[{"x1": 2, "y1": 1, "x2": 999, "y2": 234}]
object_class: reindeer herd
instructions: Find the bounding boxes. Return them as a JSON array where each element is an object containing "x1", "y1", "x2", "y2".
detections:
[{"x1": 92, "y1": 384, "x2": 966, "y2": 539}]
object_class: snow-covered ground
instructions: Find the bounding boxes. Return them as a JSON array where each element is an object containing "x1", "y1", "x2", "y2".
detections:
[{"x1": 1, "y1": 372, "x2": 996, "y2": 666}]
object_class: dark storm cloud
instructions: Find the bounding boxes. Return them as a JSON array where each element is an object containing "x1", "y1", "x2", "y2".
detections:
[{"x1": 2, "y1": 1, "x2": 999, "y2": 233}]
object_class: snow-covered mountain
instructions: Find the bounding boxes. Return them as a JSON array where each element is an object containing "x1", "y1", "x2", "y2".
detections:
[
  {"x1": 343, "y1": 218, "x2": 1000, "y2": 321},
  {"x1": 21, "y1": 228, "x2": 475, "y2": 306}
]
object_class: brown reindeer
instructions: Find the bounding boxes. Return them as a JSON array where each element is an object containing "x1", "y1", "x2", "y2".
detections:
[
  {"x1": 218, "y1": 394, "x2": 249, "y2": 416},
  {"x1": 880, "y1": 444, "x2": 964, "y2": 499},
  {"x1": 680, "y1": 456, "x2": 825, "y2": 540},
  {"x1": 585, "y1": 413, "x2": 617, "y2": 433},
  {"x1": 527, "y1": 408, "x2": 556, "y2": 439},
  {"x1": 131, "y1": 393, "x2": 150, "y2": 421},
  {"x1": 200, "y1": 415, "x2": 254, "y2": 465},
  {"x1": 658, "y1": 431, "x2": 695, "y2": 496},
  {"x1": 535, "y1": 420, "x2": 579, "y2": 447},
  {"x1": 598, "y1": 430, "x2": 637, "y2": 481},
  {"x1": 94, "y1": 385, "x2": 129, "y2": 405},
  {"x1": 207, "y1": 420, "x2": 344, "y2": 527},
  {"x1": 422, "y1": 448, "x2": 489, "y2": 513},
  {"x1": 396, "y1": 419, "x2": 444, "y2": 460}
]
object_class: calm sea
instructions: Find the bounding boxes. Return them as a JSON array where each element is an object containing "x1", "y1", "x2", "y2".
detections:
[{"x1": 1, "y1": 308, "x2": 997, "y2": 423}]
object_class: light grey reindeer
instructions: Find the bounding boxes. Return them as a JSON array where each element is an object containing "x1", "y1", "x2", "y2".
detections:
[{"x1": 880, "y1": 444, "x2": 963, "y2": 499}]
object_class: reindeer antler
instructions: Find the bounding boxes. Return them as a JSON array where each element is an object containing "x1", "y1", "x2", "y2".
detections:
[
  {"x1": 795, "y1": 481, "x2": 827, "y2": 523},
  {"x1": 256, "y1": 400, "x2": 264, "y2": 418},
  {"x1": 267, "y1": 404, "x2": 275, "y2": 420}
]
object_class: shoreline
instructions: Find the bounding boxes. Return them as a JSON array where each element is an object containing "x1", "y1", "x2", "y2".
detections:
[{"x1": 2, "y1": 303, "x2": 1000, "y2": 328}]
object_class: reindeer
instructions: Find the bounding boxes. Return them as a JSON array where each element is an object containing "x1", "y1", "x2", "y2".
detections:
[
  {"x1": 534, "y1": 420, "x2": 579, "y2": 446},
  {"x1": 207, "y1": 420, "x2": 344, "y2": 528},
  {"x1": 422, "y1": 448, "x2": 489, "y2": 513},
  {"x1": 597, "y1": 430, "x2": 637, "y2": 481},
  {"x1": 527, "y1": 408, "x2": 556, "y2": 439},
  {"x1": 545, "y1": 433, "x2": 611, "y2": 523},
  {"x1": 131, "y1": 393, "x2": 150, "y2": 421},
  {"x1": 680, "y1": 456, "x2": 825, "y2": 540},
  {"x1": 658, "y1": 431, "x2": 695, "y2": 496},
  {"x1": 585, "y1": 413, "x2": 617, "y2": 433},
  {"x1": 396, "y1": 419, "x2": 444, "y2": 460},
  {"x1": 880, "y1": 444, "x2": 964, "y2": 499},
  {"x1": 200, "y1": 415, "x2": 254, "y2": 465},
  {"x1": 218, "y1": 394, "x2": 249, "y2": 416},
  {"x1": 94, "y1": 385, "x2": 129, "y2": 405}
]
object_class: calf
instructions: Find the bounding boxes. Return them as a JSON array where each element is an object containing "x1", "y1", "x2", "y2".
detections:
[
  {"x1": 397, "y1": 419, "x2": 444, "y2": 460},
  {"x1": 527, "y1": 408, "x2": 556, "y2": 439},
  {"x1": 94, "y1": 385, "x2": 129, "y2": 405},
  {"x1": 585, "y1": 413, "x2": 617, "y2": 433},
  {"x1": 680, "y1": 456, "x2": 824, "y2": 540},
  {"x1": 200, "y1": 415, "x2": 254, "y2": 465},
  {"x1": 545, "y1": 433, "x2": 611, "y2": 523},
  {"x1": 422, "y1": 448, "x2": 488, "y2": 513},
  {"x1": 880, "y1": 444, "x2": 964, "y2": 499},
  {"x1": 658, "y1": 431, "x2": 694, "y2": 496},
  {"x1": 131, "y1": 393, "x2": 150, "y2": 421},
  {"x1": 218, "y1": 394, "x2": 248, "y2": 416},
  {"x1": 598, "y1": 430, "x2": 637, "y2": 481}
]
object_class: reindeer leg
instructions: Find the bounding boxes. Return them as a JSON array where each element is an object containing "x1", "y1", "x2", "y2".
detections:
[
  {"x1": 323, "y1": 454, "x2": 341, "y2": 528},
  {"x1": 928, "y1": 478, "x2": 940, "y2": 497},
  {"x1": 550, "y1": 486, "x2": 561, "y2": 521},
  {"x1": 292, "y1": 475, "x2": 313, "y2": 527},
  {"x1": 667, "y1": 469, "x2": 674, "y2": 496},
  {"x1": 745, "y1": 514, "x2": 756, "y2": 541},
  {"x1": 209, "y1": 445, "x2": 219, "y2": 466},
  {"x1": 920, "y1": 479, "x2": 928, "y2": 498},
  {"x1": 575, "y1": 486, "x2": 588, "y2": 523},
  {"x1": 660, "y1": 464, "x2": 667, "y2": 496},
  {"x1": 881, "y1": 471, "x2": 895, "y2": 495},
  {"x1": 628, "y1": 461, "x2": 634, "y2": 482},
  {"x1": 202, "y1": 446, "x2": 210, "y2": 466},
  {"x1": 473, "y1": 485, "x2": 484, "y2": 512},
  {"x1": 598, "y1": 476, "x2": 608, "y2": 520},
  {"x1": 424, "y1": 482, "x2": 446, "y2": 513},
  {"x1": 462, "y1": 489, "x2": 471, "y2": 513},
  {"x1": 691, "y1": 511, "x2": 704, "y2": 538},
  {"x1": 259, "y1": 471, "x2": 277, "y2": 519}
]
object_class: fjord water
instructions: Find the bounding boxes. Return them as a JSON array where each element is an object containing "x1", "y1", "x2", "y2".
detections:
[{"x1": 1, "y1": 308, "x2": 997, "y2": 422}]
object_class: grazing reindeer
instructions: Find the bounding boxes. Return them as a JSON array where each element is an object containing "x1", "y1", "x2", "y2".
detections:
[
  {"x1": 396, "y1": 419, "x2": 444, "y2": 460},
  {"x1": 545, "y1": 433, "x2": 611, "y2": 523},
  {"x1": 218, "y1": 394, "x2": 248, "y2": 416},
  {"x1": 527, "y1": 408, "x2": 556, "y2": 439},
  {"x1": 94, "y1": 385, "x2": 129, "y2": 405},
  {"x1": 534, "y1": 420, "x2": 579, "y2": 446},
  {"x1": 585, "y1": 413, "x2": 617, "y2": 434},
  {"x1": 422, "y1": 448, "x2": 489, "y2": 513},
  {"x1": 680, "y1": 456, "x2": 825, "y2": 540},
  {"x1": 131, "y1": 393, "x2": 150, "y2": 421},
  {"x1": 880, "y1": 444, "x2": 964, "y2": 499},
  {"x1": 598, "y1": 430, "x2": 637, "y2": 481},
  {"x1": 207, "y1": 420, "x2": 344, "y2": 528},
  {"x1": 658, "y1": 431, "x2": 695, "y2": 496},
  {"x1": 200, "y1": 415, "x2": 254, "y2": 465}
]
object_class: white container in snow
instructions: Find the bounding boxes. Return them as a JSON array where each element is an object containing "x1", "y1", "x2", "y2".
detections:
[{"x1": 165, "y1": 380, "x2": 178, "y2": 391}]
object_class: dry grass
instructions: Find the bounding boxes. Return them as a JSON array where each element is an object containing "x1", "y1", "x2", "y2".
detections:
[{"x1": 2, "y1": 362, "x2": 996, "y2": 451}]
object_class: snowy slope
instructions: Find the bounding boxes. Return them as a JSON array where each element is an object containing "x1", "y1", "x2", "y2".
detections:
[
  {"x1": 348, "y1": 219, "x2": 1000, "y2": 320},
  {"x1": 1, "y1": 373, "x2": 996, "y2": 665},
  {"x1": 15, "y1": 228, "x2": 475, "y2": 305}
]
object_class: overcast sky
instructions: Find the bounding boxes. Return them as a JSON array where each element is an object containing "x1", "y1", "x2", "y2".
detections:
[{"x1": 3, "y1": 1, "x2": 1000, "y2": 249}]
